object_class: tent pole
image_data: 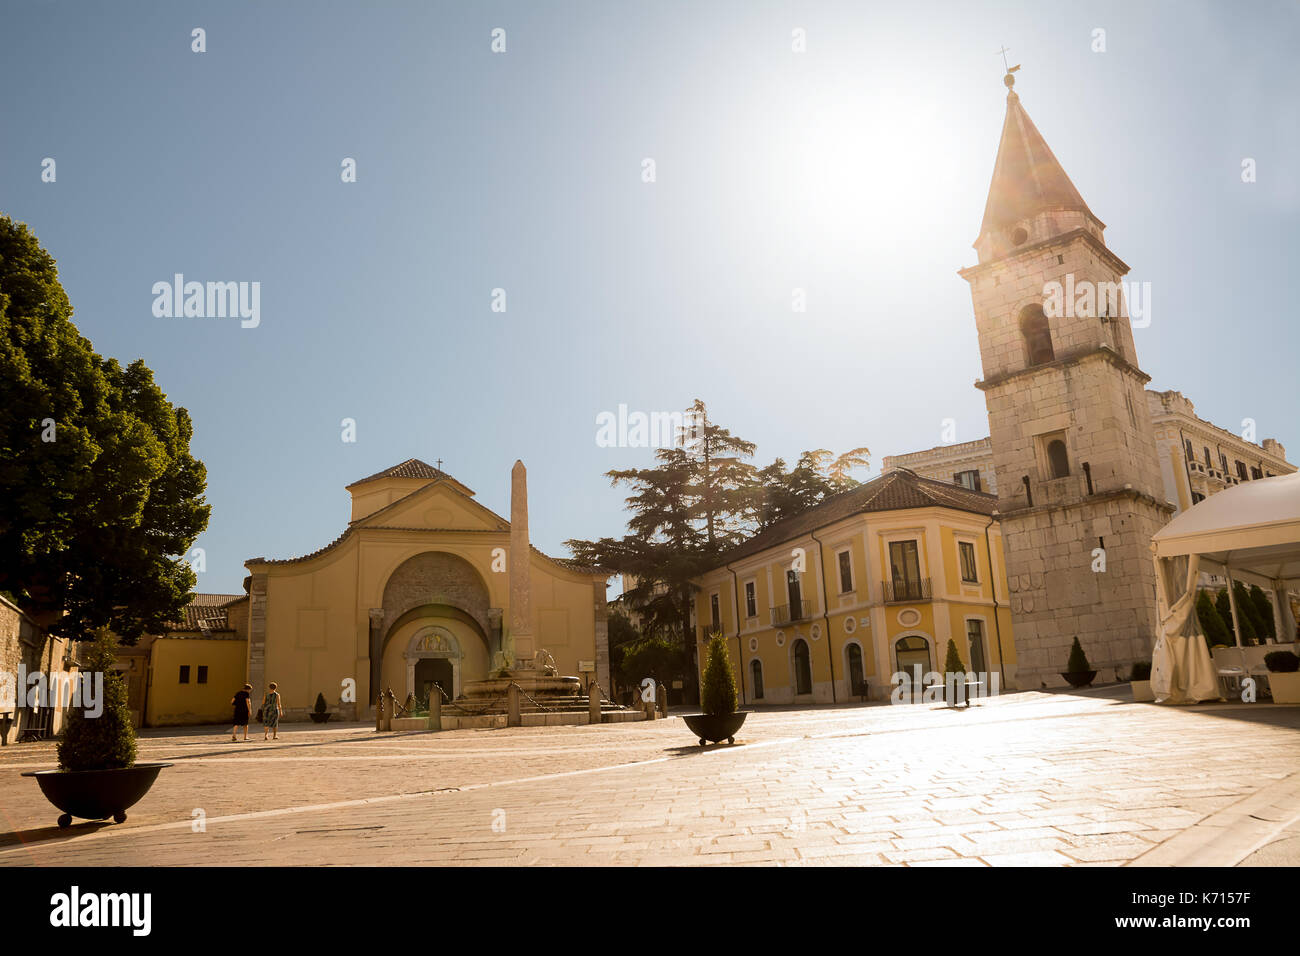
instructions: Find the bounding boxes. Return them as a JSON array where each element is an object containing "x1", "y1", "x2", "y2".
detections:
[{"x1": 1225, "y1": 565, "x2": 1244, "y2": 649}]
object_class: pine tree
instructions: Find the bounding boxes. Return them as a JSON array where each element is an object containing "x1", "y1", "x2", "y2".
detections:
[
  {"x1": 943, "y1": 638, "x2": 965, "y2": 676},
  {"x1": 1248, "y1": 584, "x2": 1277, "y2": 642},
  {"x1": 1066, "y1": 636, "x2": 1091, "y2": 674},
  {"x1": 1231, "y1": 583, "x2": 1259, "y2": 645}
]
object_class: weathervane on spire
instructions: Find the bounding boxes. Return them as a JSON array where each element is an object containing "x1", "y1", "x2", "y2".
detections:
[{"x1": 997, "y1": 46, "x2": 1021, "y2": 90}]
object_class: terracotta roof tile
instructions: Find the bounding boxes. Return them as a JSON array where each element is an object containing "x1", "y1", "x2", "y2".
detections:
[
  {"x1": 717, "y1": 469, "x2": 997, "y2": 565},
  {"x1": 346, "y1": 458, "x2": 450, "y2": 488}
]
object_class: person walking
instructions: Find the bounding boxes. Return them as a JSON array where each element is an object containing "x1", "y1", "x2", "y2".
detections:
[
  {"x1": 262, "y1": 682, "x2": 283, "y2": 740},
  {"x1": 231, "y1": 683, "x2": 252, "y2": 741}
]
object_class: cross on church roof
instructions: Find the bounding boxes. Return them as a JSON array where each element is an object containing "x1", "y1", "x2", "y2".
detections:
[
  {"x1": 997, "y1": 46, "x2": 1021, "y2": 89},
  {"x1": 436, "y1": 458, "x2": 444, "y2": 470}
]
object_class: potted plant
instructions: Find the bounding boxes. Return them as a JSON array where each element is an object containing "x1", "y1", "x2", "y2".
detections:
[
  {"x1": 680, "y1": 634, "x2": 748, "y2": 746},
  {"x1": 1060, "y1": 637, "x2": 1097, "y2": 688},
  {"x1": 1264, "y1": 651, "x2": 1300, "y2": 704},
  {"x1": 308, "y1": 692, "x2": 332, "y2": 723},
  {"x1": 21, "y1": 629, "x2": 171, "y2": 828},
  {"x1": 1129, "y1": 660, "x2": 1154, "y2": 702},
  {"x1": 942, "y1": 639, "x2": 968, "y2": 707}
]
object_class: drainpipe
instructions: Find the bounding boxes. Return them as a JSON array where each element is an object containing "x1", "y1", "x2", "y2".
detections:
[
  {"x1": 808, "y1": 528, "x2": 836, "y2": 703},
  {"x1": 727, "y1": 564, "x2": 746, "y2": 704},
  {"x1": 984, "y1": 511, "x2": 1007, "y2": 689}
]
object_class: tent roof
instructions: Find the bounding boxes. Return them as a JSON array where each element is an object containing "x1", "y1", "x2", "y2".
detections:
[{"x1": 1152, "y1": 472, "x2": 1300, "y2": 583}]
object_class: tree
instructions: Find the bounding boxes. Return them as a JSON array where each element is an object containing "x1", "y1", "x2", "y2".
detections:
[
  {"x1": 943, "y1": 638, "x2": 965, "y2": 676},
  {"x1": 1066, "y1": 636, "x2": 1091, "y2": 674},
  {"x1": 679, "y1": 398, "x2": 756, "y2": 550},
  {"x1": 1248, "y1": 584, "x2": 1277, "y2": 642},
  {"x1": 0, "y1": 216, "x2": 209, "y2": 641},
  {"x1": 1196, "y1": 589, "x2": 1230, "y2": 647}
]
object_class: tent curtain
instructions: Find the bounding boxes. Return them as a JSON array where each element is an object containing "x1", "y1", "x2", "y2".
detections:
[{"x1": 1151, "y1": 553, "x2": 1220, "y2": 704}]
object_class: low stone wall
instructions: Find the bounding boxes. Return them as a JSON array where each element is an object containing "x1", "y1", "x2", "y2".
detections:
[{"x1": 384, "y1": 709, "x2": 647, "y2": 732}]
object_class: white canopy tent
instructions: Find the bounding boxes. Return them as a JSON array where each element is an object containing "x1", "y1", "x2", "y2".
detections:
[{"x1": 1149, "y1": 471, "x2": 1300, "y2": 704}]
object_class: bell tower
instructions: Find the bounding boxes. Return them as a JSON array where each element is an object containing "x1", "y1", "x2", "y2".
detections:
[{"x1": 958, "y1": 67, "x2": 1173, "y2": 686}]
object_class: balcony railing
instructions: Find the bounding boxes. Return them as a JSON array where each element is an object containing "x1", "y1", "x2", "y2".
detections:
[
  {"x1": 881, "y1": 578, "x2": 932, "y2": 604},
  {"x1": 770, "y1": 600, "x2": 813, "y2": 628}
]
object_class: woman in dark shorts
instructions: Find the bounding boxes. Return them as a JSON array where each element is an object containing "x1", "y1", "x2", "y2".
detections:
[{"x1": 231, "y1": 683, "x2": 252, "y2": 741}]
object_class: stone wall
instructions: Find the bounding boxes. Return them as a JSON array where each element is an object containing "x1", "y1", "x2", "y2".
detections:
[{"x1": 0, "y1": 594, "x2": 77, "y2": 745}]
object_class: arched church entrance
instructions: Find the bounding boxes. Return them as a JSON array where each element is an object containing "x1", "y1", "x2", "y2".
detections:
[{"x1": 405, "y1": 625, "x2": 464, "y2": 702}]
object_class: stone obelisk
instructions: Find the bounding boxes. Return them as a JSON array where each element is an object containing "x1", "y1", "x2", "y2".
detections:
[{"x1": 509, "y1": 459, "x2": 534, "y2": 667}]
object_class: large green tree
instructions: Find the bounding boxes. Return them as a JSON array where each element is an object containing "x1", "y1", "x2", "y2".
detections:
[
  {"x1": 0, "y1": 215, "x2": 209, "y2": 641},
  {"x1": 568, "y1": 398, "x2": 869, "y2": 702}
]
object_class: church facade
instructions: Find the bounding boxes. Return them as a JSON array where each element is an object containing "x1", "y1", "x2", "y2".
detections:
[{"x1": 243, "y1": 459, "x2": 610, "y2": 721}]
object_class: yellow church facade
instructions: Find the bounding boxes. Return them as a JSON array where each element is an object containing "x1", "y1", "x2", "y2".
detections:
[
  {"x1": 243, "y1": 459, "x2": 609, "y2": 720},
  {"x1": 692, "y1": 469, "x2": 1016, "y2": 705}
]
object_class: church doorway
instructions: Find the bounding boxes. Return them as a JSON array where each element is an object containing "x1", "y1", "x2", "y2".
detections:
[{"x1": 414, "y1": 657, "x2": 454, "y2": 707}]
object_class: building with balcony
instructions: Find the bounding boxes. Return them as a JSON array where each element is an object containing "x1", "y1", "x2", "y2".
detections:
[{"x1": 690, "y1": 468, "x2": 1015, "y2": 705}]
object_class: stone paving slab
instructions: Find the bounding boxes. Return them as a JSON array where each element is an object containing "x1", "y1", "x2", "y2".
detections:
[{"x1": 2, "y1": 690, "x2": 1299, "y2": 866}]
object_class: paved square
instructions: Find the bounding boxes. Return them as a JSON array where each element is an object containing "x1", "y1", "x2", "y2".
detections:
[{"x1": 2, "y1": 688, "x2": 1299, "y2": 866}]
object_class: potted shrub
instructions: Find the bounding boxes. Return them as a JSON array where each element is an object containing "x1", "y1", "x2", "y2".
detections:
[
  {"x1": 21, "y1": 629, "x2": 171, "y2": 828},
  {"x1": 1060, "y1": 637, "x2": 1097, "y2": 688},
  {"x1": 308, "y1": 692, "x2": 332, "y2": 723},
  {"x1": 680, "y1": 634, "x2": 748, "y2": 746},
  {"x1": 1264, "y1": 651, "x2": 1300, "y2": 704},
  {"x1": 1129, "y1": 660, "x2": 1154, "y2": 702},
  {"x1": 942, "y1": 639, "x2": 968, "y2": 707}
]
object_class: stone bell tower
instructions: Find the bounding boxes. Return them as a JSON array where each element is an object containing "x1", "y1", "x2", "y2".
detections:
[{"x1": 958, "y1": 68, "x2": 1173, "y2": 687}]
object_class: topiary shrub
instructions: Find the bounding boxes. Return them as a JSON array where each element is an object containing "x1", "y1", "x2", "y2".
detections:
[
  {"x1": 1216, "y1": 589, "x2": 1236, "y2": 642},
  {"x1": 1130, "y1": 660, "x2": 1152, "y2": 681},
  {"x1": 1066, "y1": 637, "x2": 1091, "y2": 674},
  {"x1": 57, "y1": 628, "x2": 137, "y2": 772},
  {"x1": 1230, "y1": 583, "x2": 1259, "y2": 645},
  {"x1": 1264, "y1": 651, "x2": 1299, "y2": 674},
  {"x1": 1248, "y1": 584, "x2": 1277, "y2": 642},
  {"x1": 700, "y1": 633, "x2": 737, "y2": 716},
  {"x1": 1196, "y1": 590, "x2": 1230, "y2": 647},
  {"x1": 314, "y1": 692, "x2": 327, "y2": 714},
  {"x1": 943, "y1": 639, "x2": 965, "y2": 676}
]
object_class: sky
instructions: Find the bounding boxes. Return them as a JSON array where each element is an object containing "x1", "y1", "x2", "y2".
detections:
[{"x1": 2, "y1": 0, "x2": 1298, "y2": 595}]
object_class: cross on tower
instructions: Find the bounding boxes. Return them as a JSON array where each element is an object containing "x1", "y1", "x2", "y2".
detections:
[
  {"x1": 996, "y1": 45, "x2": 1012, "y2": 71},
  {"x1": 435, "y1": 458, "x2": 444, "y2": 471}
]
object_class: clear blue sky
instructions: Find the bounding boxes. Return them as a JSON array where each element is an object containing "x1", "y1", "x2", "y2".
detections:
[{"x1": 3, "y1": 1, "x2": 1297, "y2": 594}]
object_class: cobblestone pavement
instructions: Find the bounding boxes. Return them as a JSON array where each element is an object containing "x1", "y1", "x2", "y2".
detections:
[{"x1": 2, "y1": 688, "x2": 1298, "y2": 866}]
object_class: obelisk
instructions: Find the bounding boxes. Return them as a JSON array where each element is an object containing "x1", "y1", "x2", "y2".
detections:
[{"x1": 509, "y1": 459, "x2": 534, "y2": 666}]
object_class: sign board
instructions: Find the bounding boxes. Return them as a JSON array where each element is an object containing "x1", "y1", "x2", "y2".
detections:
[
  {"x1": 672, "y1": 680, "x2": 683, "y2": 690},
  {"x1": 577, "y1": 660, "x2": 595, "y2": 672}
]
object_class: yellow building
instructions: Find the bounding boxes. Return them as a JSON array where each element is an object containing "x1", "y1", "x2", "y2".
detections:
[
  {"x1": 244, "y1": 458, "x2": 610, "y2": 720},
  {"x1": 691, "y1": 468, "x2": 1016, "y2": 704},
  {"x1": 136, "y1": 594, "x2": 250, "y2": 727}
]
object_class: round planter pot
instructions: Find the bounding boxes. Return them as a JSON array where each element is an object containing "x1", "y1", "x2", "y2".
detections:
[
  {"x1": 1060, "y1": 670, "x2": 1098, "y2": 688},
  {"x1": 308, "y1": 712, "x2": 332, "y2": 723},
  {"x1": 21, "y1": 762, "x2": 172, "y2": 828},
  {"x1": 680, "y1": 711, "x2": 749, "y2": 746}
]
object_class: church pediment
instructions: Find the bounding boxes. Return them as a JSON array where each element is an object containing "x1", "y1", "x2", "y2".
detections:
[{"x1": 353, "y1": 481, "x2": 507, "y2": 533}]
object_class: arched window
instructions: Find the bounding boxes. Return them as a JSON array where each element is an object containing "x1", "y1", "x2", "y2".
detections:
[
  {"x1": 1019, "y1": 305, "x2": 1055, "y2": 366},
  {"x1": 846, "y1": 643, "x2": 865, "y2": 696},
  {"x1": 1047, "y1": 439, "x2": 1070, "y2": 478},
  {"x1": 750, "y1": 659, "x2": 764, "y2": 700},
  {"x1": 792, "y1": 639, "x2": 812, "y2": 695}
]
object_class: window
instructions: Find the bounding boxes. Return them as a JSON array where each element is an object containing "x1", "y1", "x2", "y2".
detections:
[
  {"x1": 744, "y1": 581, "x2": 757, "y2": 619},
  {"x1": 894, "y1": 636, "x2": 931, "y2": 702},
  {"x1": 1236, "y1": 460, "x2": 1248, "y2": 480},
  {"x1": 837, "y1": 550, "x2": 853, "y2": 593},
  {"x1": 954, "y1": 469, "x2": 982, "y2": 491},
  {"x1": 889, "y1": 540, "x2": 923, "y2": 600},
  {"x1": 1184, "y1": 439, "x2": 1194, "y2": 461},
  {"x1": 178, "y1": 665, "x2": 190, "y2": 684},
  {"x1": 709, "y1": 593, "x2": 721, "y2": 631},
  {"x1": 197, "y1": 665, "x2": 208, "y2": 684},
  {"x1": 1191, "y1": 492, "x2": 1205, "y2": 504},
  {"x1": 1220, "y1": 453, "x2": 1229, "y2": 473},
  {"x1": 958, "y1": 541, "x2": 978, "y2": 583},
  {"x1": 1019, "y1": 304, "x2": 1055, "y2": 366},
  {"x1": 1203, "y1": 447, "x2": 1212, "y2": 468},
  {"x1": 792, "y1": 639, "x2": 812, "y2": 695},
  {"x1": 1251, "y1": 466, "x2": 1263, "y2": 480},
  {"x1": 1036, "y1": 431, "x2": 1070, "y2": 479},
  {"x1": 966, "y1": 620, "x2": 987, "y2": 674},
  {"x1": 786, "y1": 569, "x2": 803, "y2": 615},
  {"x1": 750, "y1": 659, "x2": 764, "y2": 700}
]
